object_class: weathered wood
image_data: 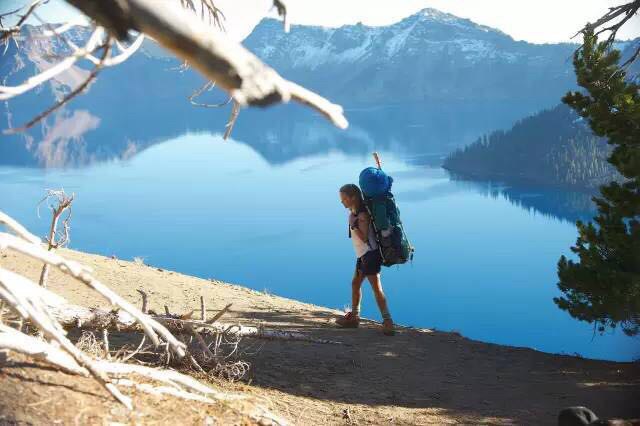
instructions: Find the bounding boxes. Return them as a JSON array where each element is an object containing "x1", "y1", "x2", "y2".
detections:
[
  {"x1": 207, "y1": 303, "x2": 232, "y2": 324},
  {"x1": 136, "y1": 289, "x2": 148, "y2": 313},
  {"x1": 0, "y1": 266, "x2": 132, "y2": 409},
  {"x1": 38, "y1": 190, "x2": 74, "y2": 287},
  {"x1": 47, "y1": 302, "x2": 342, "y2": 345},
  {"x1": 64, "y1": 0, "x2": 348, "y2": 129},
  {"x1": 0, "y1": 324, "x2": 86, "y2": 375},
  {"x1": 0, "y1": 211, "x2": 41, "y2": 244},
  {"x1": 0, "y1": 232, "x2": 186, "y2": 357},
  {"x1": 0, "y1": 210, "x2": 292, "y2": 419}
]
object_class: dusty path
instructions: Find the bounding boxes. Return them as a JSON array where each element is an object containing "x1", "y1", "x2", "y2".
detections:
[{"x1": 1, "y1": 248, "x2": 638, "y2": 425}]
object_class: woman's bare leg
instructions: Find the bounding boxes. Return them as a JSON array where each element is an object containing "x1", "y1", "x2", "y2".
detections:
[
  {"x1": 367, "y1": 274, "x2": 391, "y2": 320},
  {"x1": 351, "y1": 269, "x2": 365, "y2": 316}
]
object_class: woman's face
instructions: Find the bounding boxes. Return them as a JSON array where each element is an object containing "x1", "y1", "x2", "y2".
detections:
[{"x1": 339, "y1": 191, "x2": 353, "y2": 209}]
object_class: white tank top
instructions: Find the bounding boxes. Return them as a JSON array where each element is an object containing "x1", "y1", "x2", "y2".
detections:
[{"x1": 349, "y1": 212, "x2": 378, "y2": 258}]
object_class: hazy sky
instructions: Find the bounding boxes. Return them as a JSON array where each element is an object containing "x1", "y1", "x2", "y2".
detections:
[{"x1": 5, "y1": 0, "x2": 640, "y2": 43}]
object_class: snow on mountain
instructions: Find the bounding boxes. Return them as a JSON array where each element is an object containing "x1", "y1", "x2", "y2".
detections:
[
  {"x1": 243, "y1": 8, "x2": 577, "y2": 106},
  {"x1": 248, "y1": 8, "x2": 527, "y2": 67}
]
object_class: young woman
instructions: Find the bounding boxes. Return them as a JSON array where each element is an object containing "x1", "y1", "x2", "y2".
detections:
[{"x1": 337, "y1": 184, "x2": 394, "y2": 336}]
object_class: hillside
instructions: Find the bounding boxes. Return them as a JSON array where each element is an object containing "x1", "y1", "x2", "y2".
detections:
[
  {"x1": 443, "y1": 104, "x2": 621, "y2": 189},
  {"x1": 0, "y1": 247, "x2": 638, "y2": 424}
]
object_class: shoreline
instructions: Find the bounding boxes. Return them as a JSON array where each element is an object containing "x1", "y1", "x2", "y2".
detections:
[{"x1": 9, "y1": 244, "x2": 638, "y2": 364}]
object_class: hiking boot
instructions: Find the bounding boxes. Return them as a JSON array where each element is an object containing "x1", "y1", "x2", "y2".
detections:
[
  {"x1": 336, "y1": 312, "x2": 360, "y2": 328},
  {"x1": 382, "y1": 319, "x2": 395, "y2": 336}
]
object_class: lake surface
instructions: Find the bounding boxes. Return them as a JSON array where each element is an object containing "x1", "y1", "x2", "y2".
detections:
[{"x1": 1, "y1": 130, "x2": 638, "y2": 362}]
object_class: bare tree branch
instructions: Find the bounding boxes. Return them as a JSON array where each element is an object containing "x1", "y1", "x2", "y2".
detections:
[
  {"x1": 0, "y1": 211, "x2": 41, "y2": 245},
  {"x1": 223, "y1": 100, "x2": 241, "y2": 140},
  {"x1": 273, "y1": 0, "x2": 289, "y2": 33},
  {"x1": 0, "y1": 324, "x2": 87, "y2": 375},
  {"x1": 179, "y1": 0, "x2": 225, "y2": 30},
  {"x1": 0, "y1": 266, "x2": 133, "y2": 408},
  {"x1": 69, "y1": 32, "x2": 145, "y2": 67},
  {"x1": 188, "y1": 80, "x2": 232, "y2": 108},
  {"x1": 0, "y1": 231, "x2": 187, "y2": 357},
  {"x1": 0, "y1": 0, "x2": 46, "y2": 43},
  {"x1": 37, "y1": 189, "x2": 75, "y2": 287},
  {"x1": 39, "y1": 22, "x2": 75, "y2": 37},
  {"x1": 571, "y1": 1, "x2": 640, "y2": 71},
  {"x1": 583, "y1": 0, "x2": 640, "y2": 43},
  {"x1": 207, "y1": 303, "x2": 232, "y2": 324},
  {"x1": 64, "y1": 0, "x2": 348, "y2": 128},
  {"x1": 4, "y1": 40, "x2": 111, "y2": 133},
  {"x1": 0, "y1": 28, "x2": 105, "y2": 100}
]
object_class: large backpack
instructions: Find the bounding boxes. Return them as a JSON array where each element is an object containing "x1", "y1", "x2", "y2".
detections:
[{"x1": 359, "y1": 156, "x2": 414, "y2": 267}]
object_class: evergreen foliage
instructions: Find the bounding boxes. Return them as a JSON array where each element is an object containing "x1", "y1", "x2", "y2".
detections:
[
  {"x1": 443, "y1": 104, "x2": 618, "y2": 189},
  {"x1": 556, "y1": 31, "x2": 640, "y2": 336}
]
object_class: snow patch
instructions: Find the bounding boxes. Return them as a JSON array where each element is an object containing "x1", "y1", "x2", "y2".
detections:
[{"x1": 385, "y1": 21, "x2": 418, "y2": 57}]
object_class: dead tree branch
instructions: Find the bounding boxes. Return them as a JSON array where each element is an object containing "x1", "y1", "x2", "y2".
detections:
[
  {"x1": 208, "y1": 303, "x2": 232, "y2": 324},
  {"x1": 0, "y1": 266, "x2": 133, "y2": 408},
  {"x1": 574, "y1": 0, "x2": 640, "y2": 67},
  {"x1": 0, "y1": 28, "x2": 104, "y2": 100},
  {"x1": 0, "y1": 231, "x2": 186, "y2": 357},
  {"x1": 0, "y1": 326, "x2": 287, "y2": 424},
  {"x1": 37, "y1": 189, "x2": 75, "y2": 287},
  {"x1": 188, "y1": 81, "x2": 232, "y2": 108},
  {"x1": 3, "y1": 0, "x2": 347, "y2": 139},
  {"x1": 0, "y1": 0, "x2": 46, "y2": 44},
  {"x1": 64, "y1": 0, "x2": 348, "y2": 129},
  {"x1": 0, "y1": 323, "x2": 86, "y2": 375},
  {"x1": 0, "y1": 211, "x2": 41, "y2": 245},
  {"x1": 223, "y1": 100, "x2": 241, "y2": 140},
  {"x1": 0, "y1": 211, "x2": 290, "y2": 422},
  {"x1": 5, "y1": 40, "x2": 112, "y2": 133},
  {"x1": 273, "y1": 0, "x2": 289, "y2": 33}
]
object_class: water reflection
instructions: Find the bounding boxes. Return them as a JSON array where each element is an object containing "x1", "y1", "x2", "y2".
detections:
[
  {"x1": 388, "y1": 164, "x2": 598, "y2": 224},
  {"x1": 4, "y1": 92, "x2": 548, "y2": 169},
  {"x1": 447, "y1": 175, "x2": 598, "y2": 224}
]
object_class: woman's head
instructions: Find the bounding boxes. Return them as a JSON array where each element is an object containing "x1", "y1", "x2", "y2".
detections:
[{"x1": 339, "y1": 184, "x2": 363, "y2": 210}]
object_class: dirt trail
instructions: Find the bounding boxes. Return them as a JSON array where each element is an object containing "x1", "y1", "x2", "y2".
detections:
[{"x1": 1, "y1": 248, "x2": 638, "y2": 425}]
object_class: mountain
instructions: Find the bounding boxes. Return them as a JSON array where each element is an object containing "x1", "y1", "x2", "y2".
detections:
[
  {"x1": 442, "y1": 104, "x2": 620, "y2": 189},
  {"x1": 1, "y1": 25, "x2": 218, "y2": 167},
  {"x1": 3, "y1": 10, "x2": 630, "y2": 168},
  {"x1": 244, "y1": 9, "x2": 578, "y2": 106}
]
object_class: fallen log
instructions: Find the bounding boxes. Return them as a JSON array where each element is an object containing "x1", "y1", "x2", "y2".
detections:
[{"x1": 48, "y1": 302, "x2": 343, "y2": 345}]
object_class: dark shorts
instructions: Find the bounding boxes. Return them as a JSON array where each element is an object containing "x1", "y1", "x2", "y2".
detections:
[{"x1": 356, "y1": 249, "x2": 382, "y2": 276}]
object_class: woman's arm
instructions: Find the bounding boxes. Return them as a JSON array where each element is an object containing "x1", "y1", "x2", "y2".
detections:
[{"x1": 352, "y1": 212, "x2": 370, "y2": 243}]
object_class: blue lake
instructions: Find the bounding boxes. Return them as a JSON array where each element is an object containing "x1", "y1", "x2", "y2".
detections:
[{"x1": 1, "y1": 130, "x2": 638, "y2": 362}]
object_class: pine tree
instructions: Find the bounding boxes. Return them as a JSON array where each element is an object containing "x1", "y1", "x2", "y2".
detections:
[{"x1": 556, "y1": 30, "x2": 640, "y2": 336}]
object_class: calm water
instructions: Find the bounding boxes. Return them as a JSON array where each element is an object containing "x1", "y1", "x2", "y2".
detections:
[{"x1": 1, "y1": 131, "x2": 638, "y2": 362}]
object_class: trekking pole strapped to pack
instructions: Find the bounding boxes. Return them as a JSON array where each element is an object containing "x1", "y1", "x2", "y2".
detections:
[{"x1": 359, "y1": 153, "x2": 414, "y2": 267}]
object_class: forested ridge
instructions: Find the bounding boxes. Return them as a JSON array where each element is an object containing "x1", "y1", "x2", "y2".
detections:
[{"x1": 443, "y1": 104, "x2": 620, "y2": 189}]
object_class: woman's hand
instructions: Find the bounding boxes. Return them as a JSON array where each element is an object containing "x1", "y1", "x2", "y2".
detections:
[
  {"x1": 353, "y1": 212, "x2": 370, "y2": 243},
  {"x1": 349, "y1": 213, "x2": 359, "y2": 230}
]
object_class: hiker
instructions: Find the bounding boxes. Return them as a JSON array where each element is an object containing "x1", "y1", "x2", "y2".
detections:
[{"x1": 337, "y1": 183, "x2": 395, "y2": 336}]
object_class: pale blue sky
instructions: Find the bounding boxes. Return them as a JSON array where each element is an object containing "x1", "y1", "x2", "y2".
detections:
[{"x1": 3, "y1": 0, "x2": 639, "y2": 43}]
